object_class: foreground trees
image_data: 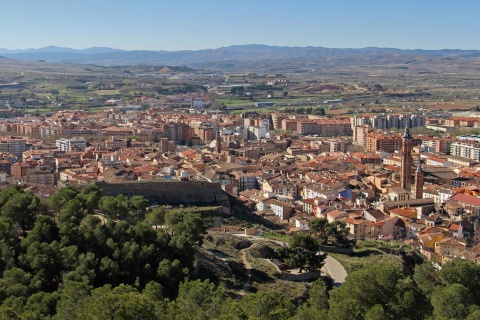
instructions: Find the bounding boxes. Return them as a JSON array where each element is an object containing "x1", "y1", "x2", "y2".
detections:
[
  {"x1": 0, "y1": 185, "x2": 206, "y2": 318},
  {"x1": 1, "y1": 185, "x2": 480, "y2": 319}
]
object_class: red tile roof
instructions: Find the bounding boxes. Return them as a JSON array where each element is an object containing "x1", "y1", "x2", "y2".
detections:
[{"x1": 450, "y1": 193, "x2": 480, "y2": 206}]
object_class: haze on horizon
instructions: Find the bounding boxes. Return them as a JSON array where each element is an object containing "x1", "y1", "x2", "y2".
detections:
[{"x1": 1, "y1": 0, "x2": 478, "y2": 51}]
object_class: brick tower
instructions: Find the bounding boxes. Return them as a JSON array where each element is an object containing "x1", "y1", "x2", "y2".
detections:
[
  {"x1": 216, "y1": 129, "x2": 221, "y2": 154},
  {"x1": 400, "y1": 125, "x2": 413, "y2": 190},
  {"x1": 414, "y1": 157, "x2": 424, "y2": 199}
]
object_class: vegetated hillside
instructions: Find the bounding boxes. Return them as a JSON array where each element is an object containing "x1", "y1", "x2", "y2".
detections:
[
  {"x1": 2, "y1": 44, "x2": 480, "y2": 72},
  {"x1": 0, "y1": 184, "x2": 479, "y2": 319}
]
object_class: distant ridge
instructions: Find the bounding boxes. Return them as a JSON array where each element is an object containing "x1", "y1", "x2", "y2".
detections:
[
  {"x1": 0, "y1": 44, "x2": 479, "y2": 71},
  {"x1": 0, "y1": 45, "x2": 124, "y2": 54}
]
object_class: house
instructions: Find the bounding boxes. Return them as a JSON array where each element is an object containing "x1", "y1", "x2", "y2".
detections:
[
  {"x1": 449, "y1": 193, "x2": 480, "y2": 211},
  {"x1": 435, "y1": 238, "x2": 466, "y2": 258},
  {"x1": 387, "y1": 187, "x2": 411, "y2": 201},
  {"x1": 201, "y1": 170, "x2": 231, "y2": 185},
  {"x1": 326, "y1": 209, "x2": 347, "y2": 223},
  {"x1": 444, "y1": 200, "x2": 464, "y2": 221},
  {"x1": 438, "y1": 188, "x2": 455, "y2": 204},
  {"x1": 262, "y1": 179, "x2": 298, "y2": 198},
  {"x1": 295, "y1": 218, "x2": 310, "y2": 231},
  {"x1": 393, "y1": 218, "x2": 407, "y2": 240},
  {"x1": 424, "y1": 214, "x2": 443, "y2": 227},
  {"x1": 239, "y1": 189, "x2": 271, "y2": 211},
  {"x1": 343, "y1": 216, "x2": 370, "y2": 239},
  {"x1": 420, "y1": 232, "x2": 444, "y2": 251},
  {"x1": 389, "y1": 207, "x2": 419, "y2": 220},
  {"x1": 303, "y1": 185, "x2": 338, "y2": 200},
  {"x1": 371, "y1": 216, "x2": 398, "y2": 239},
  {"x1": 299, "y1": 198, "x2": 316, "y2": 214},
  {"x1": 267, "y1": 199, "x2": 294, "y2": 220},
  {"x1": 449, "y1": 224, "x2": 464, "y2": 239},
  {"x1": 363, "y1": 208, "x2": 387, "y2": 223},
  {"x1": 407, "y1": 222, "x2": 425, "y2": 240}
]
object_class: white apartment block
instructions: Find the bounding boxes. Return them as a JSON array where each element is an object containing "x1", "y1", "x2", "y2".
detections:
[{"x1": 56, "y1": 137, "x2": 87, "y2": 152}]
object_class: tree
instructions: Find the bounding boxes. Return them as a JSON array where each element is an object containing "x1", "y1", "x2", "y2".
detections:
[
  {"x1": 0, "y1": 268, "x2": 33, "y2": 302},
  {"x1": 166, "y1": 211, "x2": 206, "y2": 246},
  {"x1": 21, "y1": 241, "x2": 62, "y2": 291},
  {"x1": 328, "y1": 262, "x2": 428, "y2": 320},
  {"x1": 431, "y1": 284, "x2": 473, "y2": 320},
  {"x1": 294, "y1": 278, "x2": 329, "y2": 319},
  {"x1": 0, "y1": 217, "x2": 19, "y2": 271},
  {"x1": 309, "y1": 218, "x2": 329, "y2": 243},
  {"x1": 129, "y1": 196, "x2": 148, "y2": 222},
  {"x1": 306, "y1": 278, "x2": 329, "y2": 310},
  {"x1": 49, "y1": 186, "x2": 78, "y2": 213},
  {"x1": 279, "y1": 232, "x2": 326, "y2": 272},
  {"x1": 76, "y1": 184, "x2": 101, "y2": 213},
  {"x1": 157, "y1": 259, "x2": 187, "y2": 297},
  {"x1": 365, "y1": 304, "x2": 387, "y2": 320},
  {"x1": 309, "y1": 219, "x2": 352, "y2": 246},
  {"x1": 0, "y1": 185, "x2": 21, "y2": 207},
  {"x1": 21, "y1": 215, "x2": 59, "y2": 247},
  {"x1": 24, "y1": 291, "x2": 59, "y2": 319},
  {"x1": 2, "y1": 191, "x2": 40, "y2": 237},
  {"x1": 413, "y1": 262, "x2": 439, "y2": 297},
  {"x1": 77, "y1": 284, "x2": 157, "y2": 320},
  {"x1": 239, "y1": 290, "x2": 295, "y2": 320},
  {"x1": 315, "y1": 106, "x2": 326, "y2": 116},
  {"x1": 99, "y1": 195, "x2": 129, "y2": 220},
  {"x1": 325, "y1": 221, "x2": 352, "y2": 246},
  {"x1": 57, "y1": 199, "x2": 87, "y2": 244},
  {"x1": 145, "y1": 208, "x2": 165, "y2": 229},
  {"x1": 168, "y1": 279, "x2": 225, "y2": 320},
  {"x1": 439, "y1": 259, "x2": 480, "y2": 303}
]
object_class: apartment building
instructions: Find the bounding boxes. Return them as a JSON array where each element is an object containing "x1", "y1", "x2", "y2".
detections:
[
  {"x1": 353, "y1": 125, "x2": 373, "y2": 145},
  {"x1": 56, "y1": 137, "x2": 87, "y2": 152},
  {"x1": 365, "y1": 133, "x2": 402, "y2": 153},
  {"x1": 7, "y1": 137, "x2": 27, "y2": 157},
  {"x1": 297, "y1": 119, "x2": 351, "y2": 137},
  {"x1": 450, "y1": 141, "x2": 480, "y2": 160},
  {"x1": 105, "y1": 137, "x2": 128, "y2": 150}
]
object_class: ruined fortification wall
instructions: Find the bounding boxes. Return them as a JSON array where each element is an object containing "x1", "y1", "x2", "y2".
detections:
[{"x1": 95, "y1": 181, "x2": 230, "y2": 207}]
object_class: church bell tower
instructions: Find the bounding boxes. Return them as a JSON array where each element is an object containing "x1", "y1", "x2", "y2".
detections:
[
  {"x1": 400, "y1": 125, "x2": 413, "y2": 190},
  {"x1": 414, "y1": 157, "x2": 424, "y2": 199}
]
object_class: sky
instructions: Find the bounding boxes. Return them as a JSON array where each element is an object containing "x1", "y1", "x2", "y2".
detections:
[{"x1": 0, "y1": 0, "x2": 478, "y2": 51}]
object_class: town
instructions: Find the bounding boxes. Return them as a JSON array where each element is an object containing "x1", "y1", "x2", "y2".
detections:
[{"x1": 0, "y1": 64, "x2": 479, "y2": 270}]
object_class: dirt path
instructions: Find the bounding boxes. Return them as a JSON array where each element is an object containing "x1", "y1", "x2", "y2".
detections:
[
  {"x1": 239, "y1": 247, "x2": 253, "y2": 295},
  {"x1": 209, "y1": 250, "x2": 236, "y2": 285}
]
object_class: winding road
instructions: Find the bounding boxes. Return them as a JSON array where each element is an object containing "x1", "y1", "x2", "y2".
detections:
[{"x1": 322, "y1": 255, "x2": 348, "y2": 286}]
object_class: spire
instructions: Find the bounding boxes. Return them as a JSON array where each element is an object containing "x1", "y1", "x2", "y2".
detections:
[
  {"x1": 402, "y1": 124, "x2": 412, "y2": 139},
  {"x1": 416, "y1": 155, "x2": 423, "y2": 173}
]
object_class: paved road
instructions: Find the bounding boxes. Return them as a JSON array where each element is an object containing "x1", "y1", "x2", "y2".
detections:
[{"x1": 322, "y1": 255, "x2": 348, "y2": 286}]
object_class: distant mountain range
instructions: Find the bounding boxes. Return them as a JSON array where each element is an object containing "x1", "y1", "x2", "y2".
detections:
[{"x1": 1, "y1": 44, "x2": 480, "y2": 71}]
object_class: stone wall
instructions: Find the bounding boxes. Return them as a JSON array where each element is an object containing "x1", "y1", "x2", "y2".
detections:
[
  {"x1": 95, "y1": 181, "x2": 230, "y2": 207},
  {"x1": 319, "y1": 245, "x2": 353, "y2": 256},
  {"x1": 279, "y1": 271, "x2": 320, "y2": 282}
]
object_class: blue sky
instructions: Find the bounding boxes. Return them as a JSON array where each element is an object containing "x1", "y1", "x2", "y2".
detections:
[{"x1": 0, "y1": 0, "x2": 478, "y2": 50}]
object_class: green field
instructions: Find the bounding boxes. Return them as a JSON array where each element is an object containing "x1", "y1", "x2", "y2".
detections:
[{"x1": 94, "y1": 89, "x2": 121, "y2": 96}]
